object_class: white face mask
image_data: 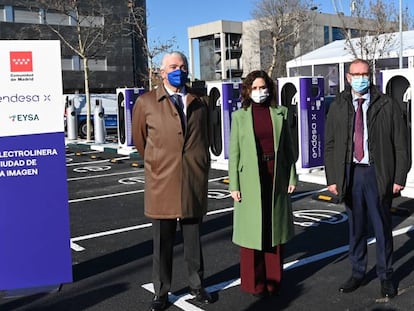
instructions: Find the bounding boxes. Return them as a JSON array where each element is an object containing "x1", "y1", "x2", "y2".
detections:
[{"x1": 250, "y1": 89, "x2": 269, "y2": 103}]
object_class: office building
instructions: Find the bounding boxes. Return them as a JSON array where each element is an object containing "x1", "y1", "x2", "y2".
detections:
[
  {"x1": 188, "y1": 11, "x2": 386, "y2": 81},
  {"x1": 0, "y1": 0, "x2": 147, "y2": 92}
]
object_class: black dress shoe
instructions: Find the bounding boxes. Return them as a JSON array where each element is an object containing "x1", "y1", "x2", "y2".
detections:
[
  {"x1": 381, "y1": 279, "x2": 397, "y2": 298},
  {"x1": 252, "y1": 291, "x2": 268, "y2": 299},
  {"x1": 339, "y1": 276, "x2": 363, "y2": 293},
  {"x1": 190, "y1": 287, "x2": 213, "y2": 304},
  {"x1": 149, "y1": 295, "x2": 168, "y2": 311}
]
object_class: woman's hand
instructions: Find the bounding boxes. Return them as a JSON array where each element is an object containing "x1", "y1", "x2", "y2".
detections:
[
  {"x1": 231, "y1": 190, "x2": 241, "y2": 202},
  {"x1": 287, "y1": 185, "x2": 296, "y2": 193}
]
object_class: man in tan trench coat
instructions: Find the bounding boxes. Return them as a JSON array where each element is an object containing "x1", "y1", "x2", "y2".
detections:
[{"x1": 132, "y1": 51, "x2": 212, "y2": 311}]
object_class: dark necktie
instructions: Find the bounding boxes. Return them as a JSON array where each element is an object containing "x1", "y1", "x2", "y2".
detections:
[
  {"x1": 172, "y1": 94, "x2": 186, "y2": 133},
  {"x1": 354, "y1": 98, "x2": 364, "y2": 161}
]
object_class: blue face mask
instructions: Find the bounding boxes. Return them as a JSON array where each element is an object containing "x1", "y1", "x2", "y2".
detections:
[
  {"x1": 351, "y1": 77, "x2": 370, "y2": 94},
  {"x1": 167, "y1": 69, "x2": 188, "y2": 88}
]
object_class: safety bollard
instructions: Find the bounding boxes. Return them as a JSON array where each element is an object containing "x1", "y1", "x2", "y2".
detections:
[
  {"x1": 66, "y1": 97, "x2": 78, "y2": 140},
  {"x1": 94, "y1": 99, "x2": 106, "y2": 144}
]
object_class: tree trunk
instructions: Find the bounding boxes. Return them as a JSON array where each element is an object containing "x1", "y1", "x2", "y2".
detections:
[
  {"x1": 268, "y1": 36, "x2": 279, "y2": 79},
  {"x1": 83, "y1": 57, "x2": 92, "y2": 142}
]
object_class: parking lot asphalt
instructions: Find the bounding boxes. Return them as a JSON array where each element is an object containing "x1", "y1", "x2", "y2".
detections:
[{"x1": 1, "y1": 138, "x2": 414, "y2": 311}]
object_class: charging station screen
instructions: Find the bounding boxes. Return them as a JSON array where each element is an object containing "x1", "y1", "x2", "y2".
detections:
[{"x1": 299, "y1": 78, "x2": 325, "y2": 168}]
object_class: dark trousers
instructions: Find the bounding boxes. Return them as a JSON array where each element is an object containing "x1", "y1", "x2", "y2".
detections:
[
  {"x1": 152, "y1": 218, "x2": 204, "y2": 296},
  {"x1": 240, "y1": 245, "x2": 283, "y2": 294},
  {"x1": 346, "y1": 164, "x2": 394, "y2": 280}
]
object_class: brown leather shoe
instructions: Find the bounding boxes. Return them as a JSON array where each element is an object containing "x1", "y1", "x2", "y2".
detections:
[{"x1": 252, "y1": 291, "x2": 268, "y2": 299}]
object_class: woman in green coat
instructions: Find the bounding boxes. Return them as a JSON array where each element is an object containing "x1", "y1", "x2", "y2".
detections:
[{"x1": 229, "y1": 70, "x2": 298, "y2": 297}]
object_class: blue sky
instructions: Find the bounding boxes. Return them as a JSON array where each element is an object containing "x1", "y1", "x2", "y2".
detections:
[{"x1": 146, "y1": 0, "x2": 413, "y2": 78}]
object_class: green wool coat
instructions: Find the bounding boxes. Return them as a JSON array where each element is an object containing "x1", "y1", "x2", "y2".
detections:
[{"x1": 228, "y1": 105, "x2": 298, "y2": 250}]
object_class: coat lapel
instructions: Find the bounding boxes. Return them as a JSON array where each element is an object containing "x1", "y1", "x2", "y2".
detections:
[
  {"x1": 240, "y1": 105, "x2": 284, "y2": 154},
  {"x1": 270, "y1": 106, "x2": 284, "y2": 151},
  {"x1": 243, "y1": 106, "x2": 255, "y2": 136}
]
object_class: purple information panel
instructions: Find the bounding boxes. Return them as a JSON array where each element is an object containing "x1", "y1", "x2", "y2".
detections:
[
  {"x1": 0, "y1": 133, "x2": 72, "y2": 289},
  {"x1": 0, "y1": 41, "x2": 72, "y2": 291}
]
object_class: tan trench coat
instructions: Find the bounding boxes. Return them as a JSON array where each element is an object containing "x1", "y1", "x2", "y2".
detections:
[{"x1": 132, "y1": 85, "x2": 210, "y2": 219}]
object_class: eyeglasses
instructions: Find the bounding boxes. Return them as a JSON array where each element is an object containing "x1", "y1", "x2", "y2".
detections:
[{"x1": 348, "y1": 73, "x2": 370, "y2": 78}]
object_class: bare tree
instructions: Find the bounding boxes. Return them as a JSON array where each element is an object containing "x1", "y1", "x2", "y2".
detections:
[
  {"x1": 251, "y1": 0, "x2": 314, "y2": 79},
  {"x1": 332, "y1": 0, "x2": 411, "y2": 67},
  {"x1": 125, "y1": 1, "x2": 177, "y2": 90},
  {"x1": 20, "y1": 0, "x2": 119, "y2": 142}
]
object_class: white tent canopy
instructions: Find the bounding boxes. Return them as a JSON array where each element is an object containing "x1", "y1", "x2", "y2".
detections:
[
  {"x1": 286, "y1": 30, "x2": 414, "y2": 93},
  {"x1": 287, "y1": 29, "x2": 414, "y2": 67}
]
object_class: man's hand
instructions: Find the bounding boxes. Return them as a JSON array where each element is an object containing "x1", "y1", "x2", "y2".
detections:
[
  {"x1": 393, "y1": 183, "x2": 405, "y2": 194},
  {"x1": 328, "y1": 184, "x2": 338, "y2": 196}
]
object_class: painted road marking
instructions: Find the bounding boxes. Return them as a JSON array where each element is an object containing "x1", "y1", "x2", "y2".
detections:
[
  {"x1": 68, "y1": 170, "x2": 143, "y2": 181},
  {"x1": 69, "y1": 188, "x2": 328, "y2": 250},
  {"x1": 66, "y1": 156, "x2": 130, "y2": 167},
  {"x1": 68, "y1": 176, "x2": 229, "y2": 203},
  {"x1": 73, "y1": 165, "x2": 112, "y2": 173},
  {"x1": 293, "y1": 209, "x2": 348, "y2": 227},
  {"x1": 66, "y1": 150, "x2": 103, "y2": 156},
  {"x1": 69, "y1": 189, "x2": 145, "y2": 203},
  {"x1": 69, "y1": 206, "x2": 235, "y2": 251},
  {"x1": 141, "y1": 224, "x2": 414, "y2": 311}
]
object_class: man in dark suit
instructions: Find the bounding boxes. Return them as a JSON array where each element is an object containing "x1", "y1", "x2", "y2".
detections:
[
  {"x1": 324, "y1": 58, "x2": 409, "y2": 298},
  {"x1": 132, "y1": 51, "x2": 212, "y2": 311}
]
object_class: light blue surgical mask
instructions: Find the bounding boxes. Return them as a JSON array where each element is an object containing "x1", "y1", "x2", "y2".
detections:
[
  {"x1": 351, "y1": 77, "x2": 370, "y2": 94},
  {"x1": 250, "y1": 89, "x2": 269, "y2": 103},
  {"x1": 167, "y1": 69, "x2": 188, "y2": 88}
]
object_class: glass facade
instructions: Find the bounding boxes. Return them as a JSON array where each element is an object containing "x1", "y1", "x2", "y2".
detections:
[
  {"x1": 324, "y1": 25, "x2": 330, "y2": 45},
  {"x1": 332, "y1": 27, "x2": 345, "y2": 41}
]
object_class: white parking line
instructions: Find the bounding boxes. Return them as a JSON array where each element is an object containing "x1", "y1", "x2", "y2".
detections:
[
  {"x1": 69, "y1": 188, "x2": 327, "y2": 250},
  {"x1": 293, "y1": 187, "x2": 328, "y2": 199},
  {"x1": 66, "y1": 159, "x2": 111, "y2": 166},
  {"x1": 68, "y1": 170, "x2": 142, "y2": 181},
  {"x1": 69, "y1": 189, "x2": 145, "y2": 203},
  {"x1": 69, "y1": 207, "x2": 236, "y2": 251},
  {"x1": 68, "y1": 176, "x2": 228, "y2": 203},
  {"x1": 66, "y1": 156, "x2": 130, "y2": 167},
  {"x1": 141, "y1": 224, "x2": 414, "y2": 311},
  {"x1": 66, "y1": 150, "x2": 103, "y2": 156}
]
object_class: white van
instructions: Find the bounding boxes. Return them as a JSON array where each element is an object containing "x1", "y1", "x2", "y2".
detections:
[{"x1": 64, "y1": 93, "x2": 118, "y2": 138}]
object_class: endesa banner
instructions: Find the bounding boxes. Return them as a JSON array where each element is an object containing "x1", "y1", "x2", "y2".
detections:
[{"x1": 0, "y1": 41, "x2": 72, "y2": 291}]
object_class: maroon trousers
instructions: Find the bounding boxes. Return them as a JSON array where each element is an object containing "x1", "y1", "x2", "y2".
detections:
[{"x1": 240, "y1": 245, "x2": 283, "y2": 294}]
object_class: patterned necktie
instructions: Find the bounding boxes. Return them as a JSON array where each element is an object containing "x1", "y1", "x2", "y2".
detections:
[
  {"x1": 172, "y1": 94, "x2": 186, "y2": 133},
  {"x1": 354, "y1": 98, "x2": 364, "y2": 161}
]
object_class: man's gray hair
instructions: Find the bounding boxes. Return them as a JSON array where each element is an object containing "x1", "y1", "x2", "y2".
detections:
[{"x1": 160, "y1": 51, "x2": 188, "y2": 71}]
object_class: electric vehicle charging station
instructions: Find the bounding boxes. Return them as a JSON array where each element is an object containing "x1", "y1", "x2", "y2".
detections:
[
  {"x1": 65, "y1": 97, "x2": 78, "y2": 140},
  {"x1": 277, "y1": 76, "x2": 325, "y2": 174},
  {"x1": 93, "y1": 99, "x2": 106, "y2": 144},
  {"x1": 381, "y1": 68, "x2": 414, "y2": 191},
  {"x1": 116, "y1": 87, "x2": 145, "y2": 149},
  {"x1": 206, "y1": 81, "x2": 242, "y2": 170}
]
